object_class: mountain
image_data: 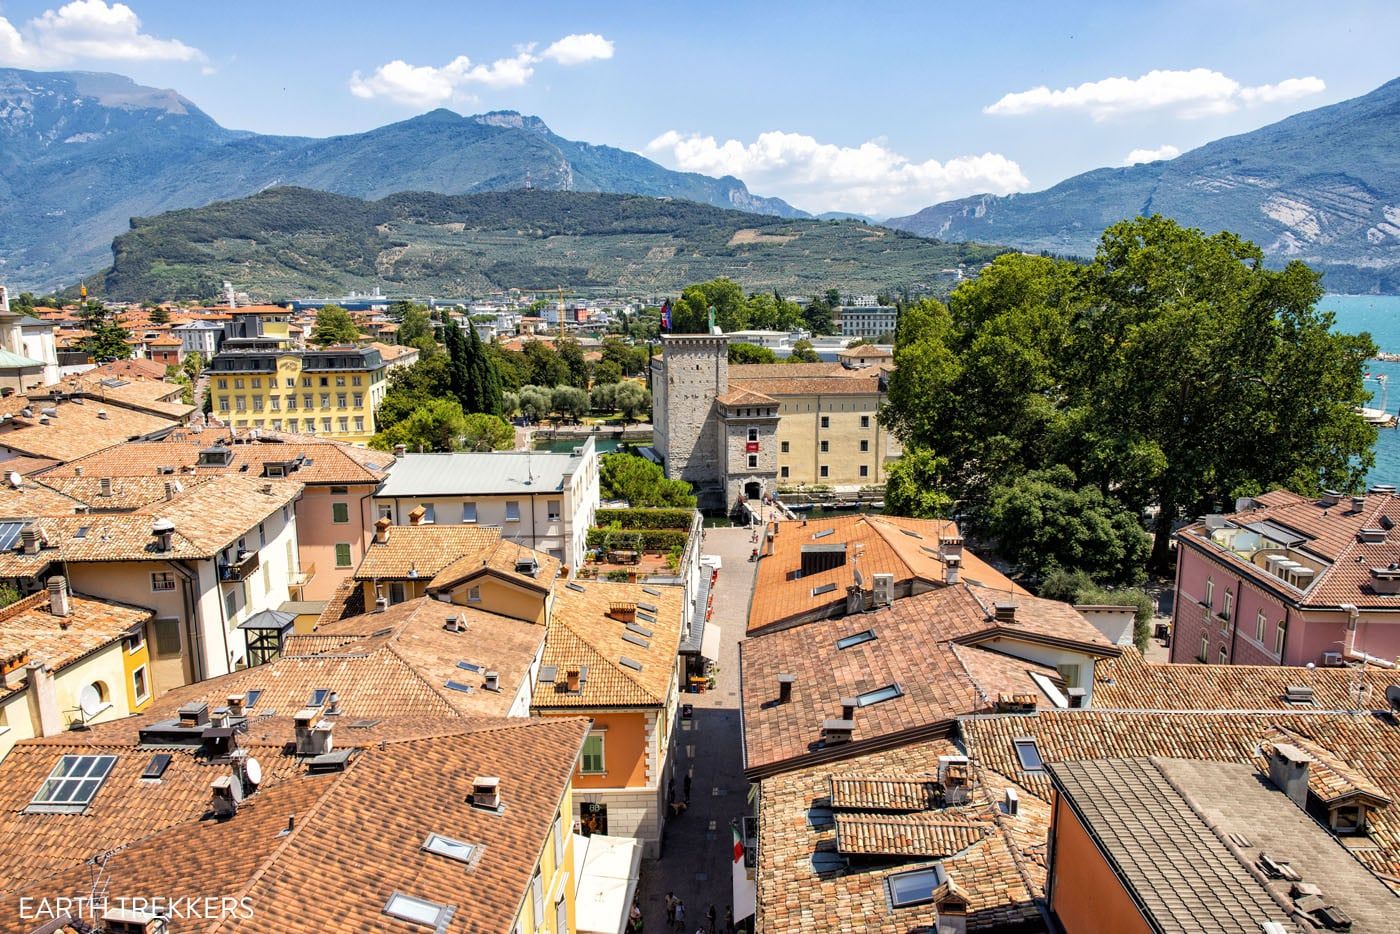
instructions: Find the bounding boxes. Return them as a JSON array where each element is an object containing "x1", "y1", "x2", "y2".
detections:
[
  {"x1": 0, "y1": 68, "x2": 804, "y2": 291},
  {"x1": 887, "y1": 78, "x2": 1400, "y2": 293},
  {"x1": 92, "y1": 187, "x2": 1002, "y2": 301}
]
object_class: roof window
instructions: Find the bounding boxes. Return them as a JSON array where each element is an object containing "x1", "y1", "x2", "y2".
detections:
[
  {"x1": 140, "y1": 754, "x2": 172, "y2": 781},
  {"x1": 28, "y1": 755, "x2": 117, "y2": 813},
  {"x1": 856, "y1": 684, "x2": 902, "y2": 707},
  {"x1": 1013, "y1": 737, "x2": 1045, "y2": 772},
  {"x1": 836, "y1": 629, "x2": 876, "y2": 650},
  {"x1": 886, "y1": 865, "x2": 946, "y2": 909},
  {"x1": 422, "y1": 833, "x2": 480, "y2": 865},
  {"x1": 382, "y1": 892, "x2": 455, "y2": 929}
]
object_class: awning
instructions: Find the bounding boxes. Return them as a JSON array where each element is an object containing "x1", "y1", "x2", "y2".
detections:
[
  {"x1": 701, "y1": 623, "x2": 723, "y2": 661},
  {"x1": 237, "y1": 609, "x2": 295, "y2": 631},
  {"x1": 572, "y1": 832, "x2": 642, "y2": 934}
]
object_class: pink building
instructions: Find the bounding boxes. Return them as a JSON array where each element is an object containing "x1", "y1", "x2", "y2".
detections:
[{"x1": 1172, "y1": 488, "x2": 1400, "y2": 668}]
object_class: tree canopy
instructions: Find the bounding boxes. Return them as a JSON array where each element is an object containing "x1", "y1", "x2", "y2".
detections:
[
  {"x1": 460, "y1": 412, "x2": 515, "y2": 451},
  {"x1": 788, "y1": 339, "x2": 821, "y2": 363},
  {"x1": 309, "y1": 304, "x2": 361, "y2": 346},
  {"x1": 729, "y1": 342, "x2": 777, "y2": 364},
  {"x1": 370, "y1": 398, "x2": 468, "y2": 452},
  {"x1": 599, "y1": 453, "x2": 697, "y2": 508}
]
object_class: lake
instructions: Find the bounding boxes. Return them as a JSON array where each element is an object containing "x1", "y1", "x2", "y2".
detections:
[{"x1": 1326, "y1": 294, "x2": 1400, "y2": 484}]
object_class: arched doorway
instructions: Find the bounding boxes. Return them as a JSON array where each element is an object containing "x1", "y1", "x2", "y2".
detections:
[{"x1": 744, "y1": 481, "x2": 762, "y2": 500}]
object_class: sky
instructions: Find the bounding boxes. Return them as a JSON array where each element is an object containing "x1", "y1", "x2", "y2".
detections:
[{"x1": 1, "y1": 0, "x2": 1398, "y2": 218}]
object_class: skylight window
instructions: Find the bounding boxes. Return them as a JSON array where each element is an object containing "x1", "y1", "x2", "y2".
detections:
[
  {"x1": 836, "y1": 629, "x2": 877, "y2": 650},
  {"x1": 382, "y1": 892, "x2": 455, "y2": 928},
  {"x1": 619, "y1": 656, "x2": 644, "y2": 672},
  {"x1": 28, "y1": 755, "x2": 117, "y2": 813},
  {"x1": 637, "y1": 602, "x2": 659, "y2": 613},
  {"x1": 642, "y1": 587, "x2": 662, "y2": 596},
  {"x1": 811, "y1": 582, "x2": 838, "y2": 596},
  {"x1": 812, "y1": 528, "x2": 835, "y2": 540},
  {"x1": 445, "y1": 680, "x2": 474, "y2": 693},
  {"x1": 140, "y1": 754, "x2": 172, "y2": 781},
  {"x1": 245, "y1": 689, "x2": 262, "y2": 709},
  {"x1": 857, "y1": 684, "x2": 903, "y2": 707},
  {"x1": 456, "y1": 661, "x2": 481, "y2": 672},
  {"x1": 567, "y1": 582, "x2": 587, "y2": 593},
  {"x1": 422, "y1": 833, "x2": 480, "y2": 865},
  {"x1": 622, "y1": 632, "x2": 651, "y2": 649},
  {"x1": 886, "y1": 865, "x2": 946, "y2": 908},
  {"x1": 1013, "y1": 738, "x2": 1045, "y2": 772},
  {"x1": 308, "y1": 688, "x2": 329, "y2": 707}
]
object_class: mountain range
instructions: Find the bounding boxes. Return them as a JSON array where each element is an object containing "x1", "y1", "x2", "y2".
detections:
[
  {"x1": 0, "y1": 68, "x2": 801, "y2": 291},
  {"x1": 887, "y1": 77, "x2": 1400, "y2": 293}
]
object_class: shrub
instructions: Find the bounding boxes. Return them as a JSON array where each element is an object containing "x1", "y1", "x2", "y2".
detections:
[{"x1": 594, "y1": 507, "x2": 693, "y2": 530}]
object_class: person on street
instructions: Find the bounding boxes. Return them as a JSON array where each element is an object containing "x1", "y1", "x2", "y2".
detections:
[
  {"x1": 674, "y1": 898, "x2": 686, "y2": 932},
  {"x1": 665, "y1": 892, "x2": 677, "y2": 927},
  {"x1": 683, "y1": 772, "x2": 693, "y2": 802},
  {"x1": 706, "y1": 903, "x2": 717, "y2": 934}
]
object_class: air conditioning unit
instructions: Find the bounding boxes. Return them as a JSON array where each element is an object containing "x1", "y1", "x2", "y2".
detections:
[{"x1": 1321, "y1": 651, "x2": 1344, "y2": 667}]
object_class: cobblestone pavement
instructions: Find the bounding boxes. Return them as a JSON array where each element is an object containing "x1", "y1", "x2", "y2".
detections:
[{"x1": 636, "y1": 525, "x2": 756, "y2": 933}]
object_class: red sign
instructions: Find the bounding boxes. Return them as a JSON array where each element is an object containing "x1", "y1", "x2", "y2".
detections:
[{"x1": 746, "y1": 441, "x2": 760, "y2": 452}]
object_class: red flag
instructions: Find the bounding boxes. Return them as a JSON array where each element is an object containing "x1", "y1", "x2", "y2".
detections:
[{"x1": 661, "y1": 300, "x2": 672, "y2": 331}]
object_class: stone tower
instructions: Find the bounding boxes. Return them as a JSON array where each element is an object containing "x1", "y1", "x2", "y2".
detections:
[{"x1": 652, "y1": 334, "x2": 730, "y2": 509}]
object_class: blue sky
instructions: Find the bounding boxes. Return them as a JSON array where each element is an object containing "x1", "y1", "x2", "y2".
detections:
[{"x1": 2, "y1": 0, "x2": 1398, "y2": 216}]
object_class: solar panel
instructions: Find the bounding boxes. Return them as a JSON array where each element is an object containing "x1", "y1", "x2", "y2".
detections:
[
  {"x1": 642, "y1": 587, "x2": 662, "y2": 596},
  {"x1": 29, "y1": 755, "x2": 117, "y2": 812},
  {"x1": 812, "y1": 528, "x2": 835, "y2": 539},
  {"x1": 445, "y1": 680, "x2": 474, "y2": 693},
  {"x1": 0, "y1": 521, "x2": 25, "y2": 552},
  {"x1": 456, "y1": 661, "x2": 481, "y2": 672},
  {"x1": 619, "y1": 656, "x2": 644, "y2": 671},
  {"x1": 637, "y1": 602, "x2": 659, "y2": 613},
  {"x1": 622, "y1": 632, "x2": 651, "y2": 649},
  {"x1": 140, "y1": 754, "x2": 172, "y2": 780},
  {"x1": 626, "y1": 623, "x2": 654, "y2": 638}
]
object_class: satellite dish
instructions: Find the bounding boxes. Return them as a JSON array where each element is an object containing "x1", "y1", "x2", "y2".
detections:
[
  {"x1": 245, "y1": 756, "x2": 263, "y2": 786},
  {"x1": 7, "y1": 471, "x2": 20, "y2": 489},
  {"x1": 78, "y1": 684, "x2": 103, "y2": 719}
]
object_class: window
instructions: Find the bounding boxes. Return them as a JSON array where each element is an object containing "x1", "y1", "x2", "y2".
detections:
[
  {"x1": 336, "y1": 375, "x2": 346, "y2": 388},
  {"x1": 219, "y1": 399, "x2": 230, "y2": 412},
  {"x1": 151, "y1": 572, "x2": 176, "y2": 593},
  {"x1": 860, "y1": 415, "x2": 870, "y2": 428},
  {"x1": 1220, "y1": 589, "x2": 1233, "y2": 620},
  {"x1": 285, "y1": 378, "x2": 295, "y2": 388},
  {"x1": 1203, "y1": 577, "x2": 1214, "y2": 608},
  {"x1": 234, "y1": 378, "x2": 244, "y2": 390},
  {"x1": 548, "y1": 500, "x2": 561, "y2": 522},
  {"x1": 552, "y1": 815, "x2": 564, "y2": 867},
  {"x1": 820, "y1": 415, "x2": 829, "y2": 429},
  {"x1": 321, "y1": 418, "x2": 332, "y2": 433},
  {"x1": 338, "y1": 417, "x2": 349, "y2": 432},
  {"x1": 259, "y1": 522, "x2": 267, "y2": 547},
  {"x1": 354, "y1": 416, "x2": 365, "y2": 432},
  {"x1": 581, "y1": 733, "x2": 605, "y2": 774},
  {"x1": 335, "y1": 543, "x2": 352, "y2": 568},
  {"x1": 857, "y1": 684, "x2": 903, "y2": 706},
  {"x1": 859, "y1": 465, "x2": 869, "y2": 478},
  {"x1": 419, "y1": 503, "x2": 436, "y2": 524},
  {"x1": 224, "y1": 588, "x2": 237, "y2": 620},
  {"x1": 505, "y1": 501, "x2": 521, "y2": 522},
  {"x1": 251, "y1": 377, "x2": 262, "y2": 389},
  {"x1": 860, "y1": 440, "x2": 869, "y2": 453},
  {"x1": 353, "y1": 375, "x2": 362, "y2": 386},
  {"x1": 461, "y1": 503, "x2": 478, "y2": 523},
  {"x1": 747, "y1": 454, "x2": 758, "y2": 468},
  {"x1": 820, "y1": 465, "x2": 829, "y2": 478},
  {"x1": 302, "y1": 394, "x2": 313, "y2": 409},
  {"x1": 353, "y1": 393, "x2": 363, "y2": 407},
  {"x1": 217, "y1": 378, "x2": 228, "y2": 390},
  {"x1": 332, "y1": 502, "x2": 349, "y2": 524},
  {"x1": 780, "y1": 466, "x2": 790, "y2": 478},
  {"x1": 780, "y1": 441, "x2": 789, "y2": 453},
  {"x1": 378, "y1": 504, "x2": 393, "y2": 519},
  {"x1": 153, "y1": 618, "x2": 181, "y2": 658},
  {"x1": 747, "y1": 427, "x2": 759, "y2": 442},
  {"x1": 269, "y1": 396, "x2": 280, "y2": 411},
  {"x1": 468, "y1": 586, "x2": 482, "y2": 603},
  {"x1": 132, "y1": 665, "x2": 149, "y2": 704},
  {"x1": 330, "y1": 485, "x2": 348, "y2": 496},
  {"x1": 886, "y1": 865, "x2": 946, "y2": 909},
  {"x1": 1219, "y1": 646, "x2": 1228, "y2": 664},
  {"x1": 1255, "y1": 610, "x2": 1267, "y2": 642},
  {"x1": 1199, "y1": 634, "x2": 1209, "y2": 663},
  {"x1": 836, "y1": 629, "x2": 876, "y2": 650},
  {"x1": 530, "y1": 871, "x2": 545, "y2": 931},
  {"x1": 124, "y1": 628, "x2": 145, "y2": 655},
  {"x1": 320, "y1": 377, "x2": 329, "y2": 387},
  {"x1": 337, "y1": 393, "x2": 347, "y2": 408},
  {"x1": 382, "y1": 893, "x2": 454, "y2": 929},
  {"x1": 1056, "y1": 664, "x2": 1081, "y2": 689},
  {"x1": 28, "y1": 755, "x2": 117, "y2": 813},
  {"x1": 320, "y1": 393, "x2": 330, "y2": 408},
  {"x1": 422, "y1": 833, "x2": 479, "y2": 864},
  {"x1": 1012, "y1": 738, "x2": 1045, "y2": 772},
  {"x1": 1275, "y1": 620, "x2": 1287, "y2": 656},
  {"x1": 287, "y1": 395, "x2": 297, "y2": 410},
  {"x1": 820, "y1": 440, "x2": 829, "y2": 453}
]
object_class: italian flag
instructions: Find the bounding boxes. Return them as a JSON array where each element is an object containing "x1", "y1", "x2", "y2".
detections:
[{"x1": 732, "y1": 823, "x2": 755, "y2": 921}]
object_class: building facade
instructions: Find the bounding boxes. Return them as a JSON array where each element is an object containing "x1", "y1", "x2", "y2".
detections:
[
  {"x1": 839, "y1": 301, "x2": 897, "y2": 339},
  {"x1": 208, "y1": 345, "x2": 387, "y2": 443}
]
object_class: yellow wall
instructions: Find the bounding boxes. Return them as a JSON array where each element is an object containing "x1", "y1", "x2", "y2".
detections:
[
  {"x1": 358, "y1": 578, "x2": 429, "y2": 608},
  {"x1": 442, "y1": 575, "x2": 549, "y2": 625},
  {"x1": 0, "y1": 642, "x2": 135, "y2": 763},
  {"x1": 121, "y1": 626, "x2": 153, "y2": 713},
  {"x1": 511, "y1": 783, "x2": 577, "y2": 934},
  {"x1": 773, "y1": 391, "x2": 895, "y2": 487},
  {"x1": 210, "y1": 353, "x2": 385, "y2": 443}
]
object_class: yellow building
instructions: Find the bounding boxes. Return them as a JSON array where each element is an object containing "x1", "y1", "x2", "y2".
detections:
[
  {"x1": 0, "y1": 581, "x2": 153, "y2": 762},
  {"x1": 208, "y1": 344, "x2": 389, "y2": 443}
]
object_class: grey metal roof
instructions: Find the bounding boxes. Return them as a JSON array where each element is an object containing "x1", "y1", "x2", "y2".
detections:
[
  {"x1": 238, "y1": 609, "x2": 295, "y2": 631},
  {"x1": 377, "y1": 451, "x2": 580, "y2": 497},
  {"x1": 679, "y1": 573, "x2": 710, "y2": 654}
]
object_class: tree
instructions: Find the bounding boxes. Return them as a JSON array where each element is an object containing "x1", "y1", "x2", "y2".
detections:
[
  {"x1": 309, "y1": 305, "x2": 360, "y2": 346},
  {"x1": 149, "y1": 306, "x2": 170, "y2": 325},
  {"x1": 165, "y1": 364, "x2": 194, "y2": 405},
  {"x1": 601, "y1": 336, "x2": 649, "y2": 376},
  {"x1": 84, "y1": 321, "x2": 133, "y2": 361},
  {"x1": 370, "y1": 398, "x2": 467, "y2": 452},
  {"x1": 551, "y1": 385, "x2": 589, "y2": 423},
  {"x1": 882, "y1": 447, "x2": 956, "y2": 516},
  {"x1": 181, "y1": 351, "x2": 204, "y2": 379},
  {"x1": 984, "y1": 467, "x2": 1149, "y2": 587},
  {"x1": 600, "y1": 453, "x2": 697, "y2": 507},
  {"x1": 556, "y1": 337, "x2": 589, "y2": 389},
  {"x1": 464, "y1": 321, "x2": 502, "y2": 414},
  {"x1": 728, "y1": 342, "x2": 777, "y2": 364},
  {"x1": 671, "y1": 278, "x2": 746, "y2": 333},
  {"x1": 788, "y1": 339, "x2": 820, "y2": 363},
  {"x1": 590, "y1": 382, "x2": 618, "y2": 413},
  {"x1": 592, "y1": 359, "x2": 624, "y2": 386},
  {"x1": 517, "y1": 385, "x2": 553, "y2": 423},
  {"x1": 803, "y1": 295, "x2": 835, "y2": 335},
  {"x1": 522, "y1": 340, "x2": 570, "y2": 388},
  {"x1": 614, "y1": 381, "x2": 649, "y2": 424},
  {"x1": 374, "y1": 354, "x2": 451, "y2": 431},
  {"x1": 1039, "y1": 568, "x2": 1153, "y2": 654},
  {"x1": 461, "y1": 412, "x2": 516, "y2": 451},
  {"x1": 396, "y1": 303, "x2": 433, "y2": 348}
]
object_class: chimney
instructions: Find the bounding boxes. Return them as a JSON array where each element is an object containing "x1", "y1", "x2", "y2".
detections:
[
  {"x1": 608, "y1": 602, "x2": 637, "y2": 624},
  {"x1": 1352, "y1": 494, "x2": 1367, "y2": 513},
  {"x1": 939, "y1": 535, "x2": 964, "y2": 559},
  {"x1": 374, "y1": 516, "x2": 391, "y2": 544},
  {"x1": 46, "y1": 576, "x2": 71, "y2": 619},
  {"x1": 25, "y1": 659, "x2": 62, "y2": 737},
  {"x1": 444, "y1": 614, "x2": 463, "y2": 632},
  {"x1": 326, "y1": 691, "x2": 341, "y2": 716},
  {"x1": 151, "y1": 518, "x2": 175, "y2": 552},
  {"x1": 209, "y1": 706, "x2": 230, "y2": 729},
  {"x1": 293, "y1": 709, "x2": 334, "y2": 756},
  {"x1": 210, "y1": 774, "x2": 241, "y2": 820},
  {"x1": 565, "y1": 668, "x2": 582, "y2": 693},
  {"x1": 97, "y1": 409, "x2": 108, "y2": 420},
  {"x1": 99, "y1": 476, "x2": 112, "y2": 497},
  {"x1": 73, "y1": 465, "x2": 83, "y2": 477},
  {"x1": 845, "y1": 585, "x2": 866, "y2": 615},
  {"x1": 1268, "y1": 743, "x2": 1311, "y2": 810},
  {"x1": 484, "y1": 670, "x2": 500, "y2": 692},
  {"x1": 374, "y1": 594, "x2": 389, "y2": 613},
  {"x1": 821, "y1": 719, "x2": 854, "y2": 745},
  {"x1": 933, "y1": 878, "x2": 970, "y2": 934},
  {"x1": 164, "y1": 481, "x2": 177, "y2": 501},
  {"x1": 20, "y1": 527, "x2": 40, "y2": 556},
  {"x1": 1320, "y1": 490, "x2": 1341, "y2": 507},
  {"x1": 408, "y1": 505, "x2": 426, "y2": 526},
  {"x1": 471, "y1": 776, "x2": 501, "y2": 810},
  {"x1": 839, "y1": 697, "x2": 858, "y2": 720},
  {"x1": 943, "y1": 553, "x2": 962, "y2": 586},
  {"x1": 227, "y1": 693, "x2": 247, "y2": 717},
  {"x1": 777, "y1": 673, "x2": 794, "y2": 704},
  {"x1": 178, "y1": 701, "x2": 210, "y2": 728},
  {"x1": 393, "y1": 443, "x2": 407, "y2": 458},
  {"x1": 993, "y1": 602, "x2": 1017, "y2": 624}
]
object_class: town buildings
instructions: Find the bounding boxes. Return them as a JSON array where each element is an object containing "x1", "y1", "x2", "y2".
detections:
[
  {"x1": 1172, "y1": 487, "x2": 1400, "y2": 667},
  {"x1": 374, "y1": 439, "x2": 600, "y2": 569},
  {"x1": 651, "y1": 335, "x2": 900, "y2": 511},
  {"x1": 838, "y1": 297, "x2": 897, "y2": 340}
]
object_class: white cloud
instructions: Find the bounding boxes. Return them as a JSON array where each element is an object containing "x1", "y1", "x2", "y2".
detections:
[
  {"x1": 646, "y1": 129, "x2": 1029, "y2": 217},
  {"x1": 0, "y1": 1, "x2": 201, "y2": 66},
  {"x1": 985, "y1": 68, "x2": 1325, "y2": 121},
  {"x1": 349, "y1": 33, "x2": 614, "y2": 108},
  {"x1": 541, "y1": 33, "x2": 613, "y2": 66},
  {"x1": 1123, "y1": 144, "x2": 1180, "y2": 165}
]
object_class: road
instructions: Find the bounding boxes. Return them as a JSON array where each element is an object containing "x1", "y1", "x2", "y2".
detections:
[{"x1": 637, "y1": 525, "x2": 755, "y2": 933}]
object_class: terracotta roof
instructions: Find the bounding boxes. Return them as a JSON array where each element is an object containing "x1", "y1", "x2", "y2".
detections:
[
  {"x1": 749, "y1": 514, "x2": 1024, "y2": 634},
  {"x1": 428, "y1": 538, "x2": 562, "y2": 593},
  {"x1": 837, "y1": 345, "x2": 893, "y2": 358},
  {"x1": 367, "y1": 340, "x2": 418, "y2": 362},
  {"x1": 728, "y1": 375, "x2": 883, "y2": 398},
  {"x1": 741, "y1": 583, "x2": 1108, "y2": 777},
  {"x1": 0, "y1": 476, "x2": 85, "y2": 515},
  {"x1": 40, "y1": 436, "x2": 394, "y2": 485},
  {"x1": 0, "y1": 398, "x2": 180, "y2": 462},
  {"x1": 755, "y1": 737, "x2": 1042, "y2": 933},
  {"x1": 0, "y1": 455, "x2": 59, "y2": 476},
  {"x1": 354, "y1": 525, "x2": 503, "y2": 580},
  {"x1": 715, "y1": 385, "x2": 778, "y2": 407},
  {"x1": 728, "y1": 362, "x2": 853, "y2": 379},
  {"x1": 532, "y1": 580, "x2": 684, "y2": 709},
  {"x1": 1259, "y1": 727, "x2": 1392, "y2": 807},
  {"x1": 0, "y1": 591, "x2": 151, "y2": 701},
  {"x1": 36, "y1": 475, "x2": 217, "y2": 510},
  {"x1": 50, "y1": 372, "x2": 194, "y2": 419}
]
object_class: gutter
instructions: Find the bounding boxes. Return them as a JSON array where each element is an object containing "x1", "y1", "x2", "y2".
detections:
[
  {"x1": 1340, "y1": 603, "x2": 1397, "y2": 668},
  {"x1": 166, "y1": 560, "x2": 206, "y2": 682}
]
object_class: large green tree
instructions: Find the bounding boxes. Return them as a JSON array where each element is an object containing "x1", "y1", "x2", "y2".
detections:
[
  {"x1": 670, "y1": 278, "x2": 746, "y2": 333},
  {"x1": 599, "y1": 453, "x2": 697, "y2": 508},
  {"x1": 309, "y1": 305, "x2": 360, "y2": 346},
  {"x1": 461, "y1": 412, "x2": 516, "y2": 451},
  {"x1": 370, "y1": 398, "x2": 468, "y2": 452},
  {"x1": 728, "y1": 342, "x2": 777, "y2": 364},
  {"x1": 788, "y1": 339, "x2": 821, "y2": 363}
]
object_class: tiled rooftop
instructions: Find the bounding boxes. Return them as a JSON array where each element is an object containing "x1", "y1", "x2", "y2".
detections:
[
  {"x1": 41, "y1": 435, "x2": 394, "y2": 485},
  {"x1": 353, "y1": 525, "x2": 502, "y2": 580},
  {"x1": 0, "y1": 591, "x2": 151, "y2": 701},
  {"x1": 0, "y1": 397, "x2": 180, "y2": 462}
]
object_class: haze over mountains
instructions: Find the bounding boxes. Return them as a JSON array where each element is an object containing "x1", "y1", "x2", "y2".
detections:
[
  {"x1": 887, "y1": 78, "x2": 1400, "y2": 293},
  {"x1": 0, "y1": 68, "x2": 801, "y2": 290}
]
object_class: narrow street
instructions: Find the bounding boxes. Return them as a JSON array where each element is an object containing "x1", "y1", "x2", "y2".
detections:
[{"x1": 638, "y1": 525, "x2": 755, "y2": 933}]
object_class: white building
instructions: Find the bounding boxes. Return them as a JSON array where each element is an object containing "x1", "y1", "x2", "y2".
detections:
[
  {"x1": 171, "y1": 320, "x2": 223, "y2": 358},
  {"x1": 373, "y1": 437, "x2": 600, "y2": 570},
  {"x1": 840, "y1": 301, "x2": 898, "y2": 340}
]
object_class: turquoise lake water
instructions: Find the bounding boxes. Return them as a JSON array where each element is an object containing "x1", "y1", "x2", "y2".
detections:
[{"x1": 1325, "y1": 294, "x2": 1400, "y2": 484}]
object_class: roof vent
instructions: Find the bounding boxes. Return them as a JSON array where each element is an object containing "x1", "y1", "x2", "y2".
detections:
[
  {"x1": 97, "y1": 409, "x2": 108, "y2": 420},
  {"x1": 1284, "y1": 684, "x2": 1315, "y2": 704},
  {"x1": 178, "y1": 701, "x2": 210, "y2": 728},
  {"x1": 151, "y1": 518, "x2": 175, "y2": 552},
  {"x1": 821, "y1": 719, "x2": 854, "y2": 745},
  {"x1": 608, "y1": 602, "x2": 637, "y2": 623},
  {"x1": 1320, "y1": 490, "x2": 1341, "y2": 507},
  {"x1": 514, "y1": 555, "x2": 539, "y2": 577},
  {"x1": 210, "y1": 773, "x2": 242, "y2": 819},
  {"x1": 470, "y1": 776, "x2": 501, "y2": 811},
  {"x1": 777, "y1": 673, "x2": 795, "y2": 704},
  {"x1": 1358, "y1": 527, "x2": 1387, "y2": 543},
  {"x1": 1004, "y1": 787, "x2": 1019, "y2": 816},
  {"x1": 226, "y1": 694, "x2": 247, "y2": 718},
  {"x1": 483, "y1": 670, "x2": 500, "y2": 692},
  {"x1": 444, "y1": 615, "x2": 463, "y2": 632},
  {"x1": 1352, "y1": 495, "x2": 1367, "y2": 513},
  {"x1": 1369, "y1": 566, "x2": 1400, "y2": 594},
  {"x1": 99, "y1": 476, "x2": 112, "y2": 496},
  {"x1": 993, "y1": 602, "x2": 1018, "y2": 623}
]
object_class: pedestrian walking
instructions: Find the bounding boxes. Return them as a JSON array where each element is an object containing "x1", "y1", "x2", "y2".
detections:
[
  {"x1": 706, "y1": 903, "x2": 717, "y2": 934},
  {"x1": 667, "y1": 776, "x2": 675, "y2": 804},
  {"x1": 683, "y1": 772, "x2": 693, "y2": 802},
  {"x1": 674, "y1": 898, "x2": 686, "y2": 932},
  {"x1": 723, "y1": 906, "x2": 733, "y2": 933},
  {"x1": 665, "y1": 892, "x2": 677, "y2": 927}
]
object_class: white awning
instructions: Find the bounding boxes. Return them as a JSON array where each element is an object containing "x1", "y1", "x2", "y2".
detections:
[
  {"x1": 701, "y1": 622, "x2": 723, "y2": 661},
  {"x1": 573, "y1": 832, "x2": 642, "y2": 934}
]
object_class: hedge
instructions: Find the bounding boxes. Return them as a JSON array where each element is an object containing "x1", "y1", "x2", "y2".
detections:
[
  {"x1": 586, "y1": 527, "x2": 692, "y2": 552},
  {"x1": 594, "y1": 507, "x2": 693, "y2": 531}
]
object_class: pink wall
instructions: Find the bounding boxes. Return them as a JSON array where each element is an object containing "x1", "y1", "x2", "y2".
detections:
[{"x1": 295, "y1": 483, "x2": 376, "y2": 601}]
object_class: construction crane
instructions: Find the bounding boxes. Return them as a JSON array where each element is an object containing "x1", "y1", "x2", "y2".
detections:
[{"x1": 521, "y1": 286, "x2": 574, "y2": 332}]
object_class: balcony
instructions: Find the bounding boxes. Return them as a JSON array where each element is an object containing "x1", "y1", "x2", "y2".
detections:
[
  {"x1": 218, "y1": 550, "x2": 260, "y2": 583},
  {"x1": 289, "y1": 562, "x2": 316, "y2": 587}
]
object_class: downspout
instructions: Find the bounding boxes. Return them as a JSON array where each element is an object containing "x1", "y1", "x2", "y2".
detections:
[
  {"x1": 1341, "y1": 603, "x2": 1397, "y2": 668},
  {"x1": 166, "y1": 560, "x2": 205, "y2": 682},
  {"x1": 1227, "y1": 574, "x2": 1242, "y2": 663},
  {"x1": 211, "y1": 553, "x2": 234, "y2": 673}
]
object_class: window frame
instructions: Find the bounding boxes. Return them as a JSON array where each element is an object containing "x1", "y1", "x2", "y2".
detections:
[
  {"x1": 580, "y1": 733, "x2": 605, "y2": 774},
  {"x1": 1012, "y1": 737, "x2": 1045, "y2": 773},
  {"x1": 131, "y1": 664, "x2": 150, "y2": 704},
  {"x1": 151, "y1": 571, "x2": 176, "y2": 593},
  {"x1": 334, "y1": 543, "x2": 353, "y2": 568},
  {"x1": 331, "y1": 501, "x2": 350, "y2": 524}
]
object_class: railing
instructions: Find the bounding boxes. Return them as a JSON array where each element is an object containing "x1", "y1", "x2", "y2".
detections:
[
  {"x1": 218, "y1": 550, "x2": 260, "y2": 583},
  {"x1": 289, "y1": 562, "x2": 316, "y2": 586}
]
